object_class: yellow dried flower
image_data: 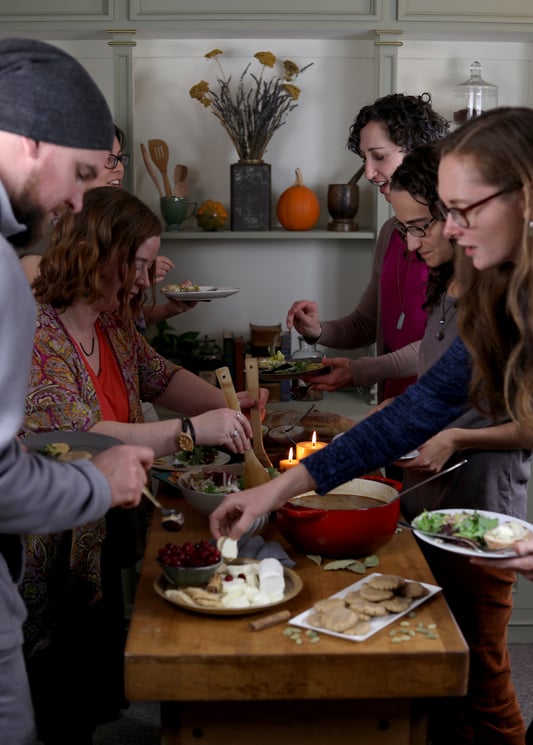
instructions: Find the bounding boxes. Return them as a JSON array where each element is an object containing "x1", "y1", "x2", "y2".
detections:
[
  {"x1": 189, "y1": 81, "x2": 212, "y2": 106},
  {"x1": 282, "y1": 84, "x2": 301, "y2": 100},
  {"x1": 283, "y1": 60, "x2": 300, "y2": 81},
  {"x1": 254, "y1": 51, "x2": 276, "y2": 68},
  {"x1": 190, "y1": 49, "x2": 313, "y2": 161}
]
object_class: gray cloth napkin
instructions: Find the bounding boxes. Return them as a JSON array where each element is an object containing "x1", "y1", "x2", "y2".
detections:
[{"x1": 238, "y1": 535, "x2": 295, "y2": 568}]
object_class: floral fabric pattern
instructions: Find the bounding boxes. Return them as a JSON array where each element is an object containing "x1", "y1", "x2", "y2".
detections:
[{"x1": 20, "y1": 304, "x2": 181, "y2": 654}]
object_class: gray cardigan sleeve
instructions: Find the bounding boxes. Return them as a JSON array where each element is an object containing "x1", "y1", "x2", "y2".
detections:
[
  {"x1": 318, "y1": 218, "x2": 396, "y2": 353},
  {"x1": 348, "y1": 341, "x2": 421, "y2": 387}
]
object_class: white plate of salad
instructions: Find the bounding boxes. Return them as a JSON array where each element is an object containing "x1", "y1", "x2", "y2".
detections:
[{"x1": 412, "y1": 508, "x2": 533, "y2": 558}]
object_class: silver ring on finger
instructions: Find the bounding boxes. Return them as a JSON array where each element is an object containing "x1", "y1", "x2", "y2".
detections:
[
  {"x1": 232, "y1": 430, "x2": 238, "y2": 439},
  {"x1": 235, "y1": 411, "x2": 242, "y2": 420}
]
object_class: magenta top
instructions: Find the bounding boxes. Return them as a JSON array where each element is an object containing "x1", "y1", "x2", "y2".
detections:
[{"x1": 380, "y1": 230, "x2": 428, "y2": 398}]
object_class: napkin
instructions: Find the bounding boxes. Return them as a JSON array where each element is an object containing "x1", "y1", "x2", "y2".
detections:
[{"x1": 237, "y1": 535, "x2": 296, "y2": 568}]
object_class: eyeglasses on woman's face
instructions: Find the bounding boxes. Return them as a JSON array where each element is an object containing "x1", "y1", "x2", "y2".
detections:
[
  {"x1": 104, "y1": 152, "x2": 130, "y2": 170},
  {"x1": 435, "y1": 186, "x2": 519, "y2": 229},
  {"x1": 393, "y1": 216, "x2": 436, "y2": 239}
]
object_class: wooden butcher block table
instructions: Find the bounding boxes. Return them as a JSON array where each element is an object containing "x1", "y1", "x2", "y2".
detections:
[{"x1": 125, "y1": 484, "x2": 469, "y2": 745}]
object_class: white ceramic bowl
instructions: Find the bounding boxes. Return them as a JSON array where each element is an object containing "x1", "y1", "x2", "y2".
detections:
[{"x1": 177, "y1": 464, "x2": 269, "y2": 536}]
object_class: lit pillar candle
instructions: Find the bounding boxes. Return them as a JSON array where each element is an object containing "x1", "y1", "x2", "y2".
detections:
[
  {"x1": 296, "y1": 431, "x2": 327, "y2": 461},
  {"x1": 279, "y1": 447, "x2": 299, "y2": 472}
]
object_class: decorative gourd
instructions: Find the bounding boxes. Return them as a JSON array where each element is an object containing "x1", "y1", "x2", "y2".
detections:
[
  {"x1": 196, "y1": 200, "x2": 228, "y2": 231},
  {"x1": 276, "y1": 168, "x2": 320, "y2": 231}
]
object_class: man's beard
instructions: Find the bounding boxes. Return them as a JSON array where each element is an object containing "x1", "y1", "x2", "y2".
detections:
[{"x1": 9, "y1": 182, "x2": 48, "y2": 249}]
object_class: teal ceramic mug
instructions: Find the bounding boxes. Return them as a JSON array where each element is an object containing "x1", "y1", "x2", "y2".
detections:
[{"x1": 160, "y1": 196, "x2": 197, "y2": 231}]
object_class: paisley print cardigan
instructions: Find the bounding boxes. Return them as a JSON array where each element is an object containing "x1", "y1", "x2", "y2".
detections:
[{"x1": 20, "y1": 304, "x2": 180, "y2": 654}]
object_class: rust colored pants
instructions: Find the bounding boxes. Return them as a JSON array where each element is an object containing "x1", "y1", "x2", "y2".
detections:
[{"x1": 420, "y1": 542, "x2": 526, "y2": 745}]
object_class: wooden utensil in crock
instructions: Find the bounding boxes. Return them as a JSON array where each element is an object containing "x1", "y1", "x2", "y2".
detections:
[
  {"x1": 148, "y1": 138, "x2": 173, "y2": 197},
  {"x1": 215, "y1": 366, "x2": 271, "y2": 488},
  {"x1": 140, "y1": 143, "x2": 163, "y2": 196}
]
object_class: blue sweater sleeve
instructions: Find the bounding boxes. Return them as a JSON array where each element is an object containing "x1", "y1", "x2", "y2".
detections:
[{"x1": 303, "y1": 336, "x2": 472, "y2": 493}]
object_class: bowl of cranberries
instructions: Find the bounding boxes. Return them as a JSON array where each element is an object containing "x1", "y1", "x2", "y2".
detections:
[{"x1": 157, "y1": 539, "x2": 222, "y2": 586}]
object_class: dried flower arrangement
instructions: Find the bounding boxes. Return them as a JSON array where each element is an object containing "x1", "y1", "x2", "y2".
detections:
[{"x1": 190, "y1": 49, "x2": 313, "y2": 162}]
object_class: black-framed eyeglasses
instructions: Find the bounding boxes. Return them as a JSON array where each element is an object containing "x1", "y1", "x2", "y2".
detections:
[
  {"x1": 105, "y1": 152, "x2": 130, "y2": 170},
  {"x1": 394, "y1": 216, "x2": 436, "y2": 239},
  {"x1": 435, "y1": 186, "x2": 519, "y2": 229}
]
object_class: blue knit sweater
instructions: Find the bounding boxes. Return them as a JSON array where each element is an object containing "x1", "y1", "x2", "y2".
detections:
[{"x1": 304, "y1": 336, "x2": 471, "y2": 493}]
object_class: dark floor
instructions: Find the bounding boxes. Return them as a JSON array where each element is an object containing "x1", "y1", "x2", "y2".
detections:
[{"x1": 93, "y1": 644, "x2": 533, "y2": 744}]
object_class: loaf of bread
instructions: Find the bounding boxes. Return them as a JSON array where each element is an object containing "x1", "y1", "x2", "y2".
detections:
[{"x1": 484, "y1": 521, "x2": 531, "y2": 550}]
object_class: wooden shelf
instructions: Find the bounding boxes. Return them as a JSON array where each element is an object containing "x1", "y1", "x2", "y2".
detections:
[{"x1": 161, "y1": 228, "x2": 375, "y2": 240}]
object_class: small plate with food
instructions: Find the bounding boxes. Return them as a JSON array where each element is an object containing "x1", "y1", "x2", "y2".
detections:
[
  {"x1": 161, "y1": 284, "x2": 239, "y2": 301},
  {"x1": 152, "y1": 447, "x2": 231, "y2": 471},
  {"x1": 289, "y1": 572, "x2": 440, "y2": 643},
  {"x1": 412, "y1": 508, "x2": 533, "y2": 558},
  {"x1": 24, "y1": 430, "x2": 122, "y2": 461},
  {"x1": 154, "y1": 557, "x2": 303, "y2": 616},
  {"x1": 259, "y1": 357, "x2": 332, "y2": 381}
]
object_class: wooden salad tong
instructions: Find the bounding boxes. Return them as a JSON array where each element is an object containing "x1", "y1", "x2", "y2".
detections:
[
  {"x1": 140, "y1": 143, "x2": 163, "y2": 196},
  {"x1": 215, "y1": 366, "x2": 271, "y2": 488},
  {"x1": 244, "y1": 357, "x2": 272, "y2": 469}
]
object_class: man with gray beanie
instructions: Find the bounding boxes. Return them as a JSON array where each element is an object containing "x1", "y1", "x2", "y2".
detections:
[{"x1": 0, "y1": 38, "x2": 154, "y2": 745}]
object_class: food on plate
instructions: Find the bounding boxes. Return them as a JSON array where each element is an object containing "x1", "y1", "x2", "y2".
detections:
[
  {"x1": 37, "y1": 442, "x2": 70, "y2": 457},
  {"x1": 307, "y1": 574, "x2": 427, "y2": 636},
  {"x1": 483, "y1": 521, "x2": 532, "y2": 550},
  {"x1": 164, "y1": 558, "x2": 286, "y2": 610},
  {"x1": 175, "y1": 445, "x2": 219, "y2": 467},
  {"x1": 163, "y1": 280, "x2": 201, "y2": 293},
  {"x1": 264, "y1": 409, "x2": 356, "y2": 438},
  {"x1": 186, "y1": 469, "x2": 242, "y2": 494},
  {"x1": 412, "y1": 510, "x2": 528, "y2": 550},
  {"x1": 37, "y1": 442, "x2": 92, "y2": 461},
  {"x1": 257, "y1": 351, "x2": 287, "y2": 371}
]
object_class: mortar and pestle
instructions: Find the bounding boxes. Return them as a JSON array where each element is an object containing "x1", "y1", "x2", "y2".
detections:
[{"x1": 327, "y1": 163, "x2": 364, "y2": 232}]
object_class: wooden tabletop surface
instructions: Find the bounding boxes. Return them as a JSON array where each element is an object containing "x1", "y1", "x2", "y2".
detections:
[{"x1": 125, "y1": 484, "x2": 469, "y2": 703}]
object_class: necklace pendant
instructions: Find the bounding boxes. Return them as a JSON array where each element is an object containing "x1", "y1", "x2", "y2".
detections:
[
  {"x1": 396, "y1": 311, "x2": 405, "y2": 331},
  {"x1": 435, "y1": 329, "x2": 444, "y2": 341}
]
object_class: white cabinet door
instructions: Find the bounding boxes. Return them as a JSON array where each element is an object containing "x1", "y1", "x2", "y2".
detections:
[
  {"x1": 398, "y1": 0, "x2": 533, "y2": 24},
  {"x1": 0, "y1": 0, "x2": 113, "y2": 20}
]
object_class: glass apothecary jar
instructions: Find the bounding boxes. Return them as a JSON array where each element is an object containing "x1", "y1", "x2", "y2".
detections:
[{"x1": 453, "y1": 61, "x2": 498, "y2": 128}]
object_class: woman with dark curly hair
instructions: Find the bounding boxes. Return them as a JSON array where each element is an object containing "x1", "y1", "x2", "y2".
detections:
[{"x1": 286, "y1": 93, "x2": 449, "y2": 403}]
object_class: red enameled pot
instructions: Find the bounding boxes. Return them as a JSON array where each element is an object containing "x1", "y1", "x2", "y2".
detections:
[{"x1": 276, "y1": 475, "x2": 402, "y2": 558}]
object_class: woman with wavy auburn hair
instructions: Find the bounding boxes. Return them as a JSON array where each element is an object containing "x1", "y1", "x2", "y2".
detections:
[{"x1": 21, "y1": 185, "x2": 266, "y2": 744}]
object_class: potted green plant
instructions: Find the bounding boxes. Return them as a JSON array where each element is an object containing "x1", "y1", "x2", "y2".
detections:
[{"x1": 147, "y1": 321, "x2": 201, "y2": 370}]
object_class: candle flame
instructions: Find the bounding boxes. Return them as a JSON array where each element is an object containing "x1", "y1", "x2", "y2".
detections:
[
  {"x1": 288, "y1": 447, "x2": 294, "y2": 461},
  {"x1": 311, "y1": 430, "x2": 317, "y2": 446}
]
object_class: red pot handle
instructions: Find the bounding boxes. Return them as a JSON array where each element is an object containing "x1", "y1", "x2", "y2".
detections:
[{"x1": 278, "y1": 503, "x2": 326, "y2": 521}]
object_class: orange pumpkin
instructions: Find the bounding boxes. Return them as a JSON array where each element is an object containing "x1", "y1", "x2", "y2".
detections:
[{"x1": 276, "y1": 168, "x2": 320, "y2": 231}]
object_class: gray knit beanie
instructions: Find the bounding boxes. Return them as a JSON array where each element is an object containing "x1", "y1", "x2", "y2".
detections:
[{"x1": 0, "y1": 38, "x2": 113, "y2": 150}]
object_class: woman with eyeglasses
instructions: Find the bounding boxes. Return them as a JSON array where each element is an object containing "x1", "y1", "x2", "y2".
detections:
[
  {"x1": 211, "y1": 107, "x2": 533, "y2": 745},
  {"x1": 19, "y1": 126, "x2": 195, "y2": 324},
  {"x1": 286, "y1": 93, "x2": 448, "y2": 403},
  {"x1": 386, "y1": 143, "x2": 530, "y2": 745}
]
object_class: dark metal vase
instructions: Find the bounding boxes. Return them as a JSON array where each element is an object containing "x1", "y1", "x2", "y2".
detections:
[
  {"x1": 327, "y1": 183, "x2": 359, "y2": 232},
  {"x1": 230, "y1": 161, "x2": 271, "y2": 231}
]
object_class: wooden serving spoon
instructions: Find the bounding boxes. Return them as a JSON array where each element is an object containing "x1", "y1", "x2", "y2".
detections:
[
  {"x1": 140, "y1": 143, "x2": 163, "y2": 196},
  {"x1": 173, "y1": 163, "x2": 189, "y2": 197},
  {"x1": 215, "y1": 366, "x2": 271, "y2": 488},
  {"x1": 244, "y1": 357, "x2": 272, "y2": 469},
  {"x1": 148, "y1": 138, "x2": 173, "y2": 197}
]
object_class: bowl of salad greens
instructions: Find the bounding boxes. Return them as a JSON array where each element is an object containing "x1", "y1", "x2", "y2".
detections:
[{"x1": 177, "y1": 464, "x2": 271, "y2": 536}]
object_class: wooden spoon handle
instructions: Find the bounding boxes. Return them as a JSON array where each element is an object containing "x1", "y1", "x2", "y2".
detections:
[
  {"x1": 140, "y1": 143, "x2": 163, "y2": 196},
  {"x1": 245, "y1": 357, "x2": 272, "y2": 468},
  {"x1": 215, "y1": 367, "x2": 240, "y2": 411}
]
